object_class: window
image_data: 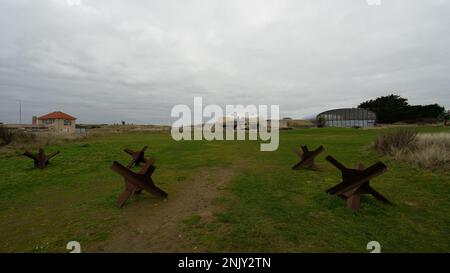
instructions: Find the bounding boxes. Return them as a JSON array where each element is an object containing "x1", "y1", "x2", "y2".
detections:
[
  {"x1": 317, "y1": 108, "x2": 377, "y2": 128},
  {"x1": 43, "y1": 119, "x2": 54, "y2": 125},
  {"x1": 64, "y1": 120, "x2": 72, "y2": 126}
]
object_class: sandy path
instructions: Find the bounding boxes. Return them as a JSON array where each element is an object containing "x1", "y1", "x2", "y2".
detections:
[{"x1": 88, "y1": 167, "x2": 235, "y2": 252}]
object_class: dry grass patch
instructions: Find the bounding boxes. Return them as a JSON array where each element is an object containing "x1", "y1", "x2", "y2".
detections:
[{"x1": 373, "y1": 130, "x2": 450, "y2": 170}]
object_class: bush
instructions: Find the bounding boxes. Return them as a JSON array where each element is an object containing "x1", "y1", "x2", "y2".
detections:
[
  {"x1": 316, "y1": 116, "x2": 325, "y2": 128},
  {"x1": 0, "y1": 126, "x2": 36, "y2": 146},
  {"x1": 373, "y1": 130, "x2": 450, "y2": 170},
  {"x1": 12, "y1": 130, "x2": 36, "y2": 144},
  {"x1": 0, "y1": 126, "x2": 14, "y2": 146},
  {"x1": 373, "y1": 129, "x2": 418, "y2": 154}
]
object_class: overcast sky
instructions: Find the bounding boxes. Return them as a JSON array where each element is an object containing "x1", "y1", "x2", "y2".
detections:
[{"x1": 0, "y1": 0, "x2": 449, "y2": 124}]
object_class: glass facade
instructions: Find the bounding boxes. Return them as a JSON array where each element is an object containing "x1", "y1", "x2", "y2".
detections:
[{"x1": 317, "y1": 108, "x2": 376, "y2": 128}]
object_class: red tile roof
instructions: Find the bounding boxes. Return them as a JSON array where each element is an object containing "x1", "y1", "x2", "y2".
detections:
[{"x1": 38, "y1": 111, "x2": 77, "y2": 120}]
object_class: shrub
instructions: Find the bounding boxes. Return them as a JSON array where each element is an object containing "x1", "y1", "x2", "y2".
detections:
[
  {"x1": 373, "y1": 130, "x2": 450, "y2": 170},
  {"x1": 0, "y1": 126, "x2": 36, "y2": 146},
  {"x1": 316, "y1": 116, "x2": 325, "y2": 128},
  {"x1": 0, "y1": 126, "x2": 14, "y2": 146},
  {"x1": 372, "y1": 129, "x2": 418, "y2": 154},
  {"x1": 12, "y1": 130, "x2": 36, "y2": 144}
]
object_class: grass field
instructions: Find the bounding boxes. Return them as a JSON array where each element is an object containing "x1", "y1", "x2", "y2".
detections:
[{"x1": 0, "y1": 127, "x2": 449, "y2": 253}]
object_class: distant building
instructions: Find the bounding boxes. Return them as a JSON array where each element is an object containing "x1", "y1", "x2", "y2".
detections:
[
  {"x1": 316, "y1": 108, "x2": 376, "y2": 128},
  {"x1": 218, "y1": 116, "x2": 260, "y2": 130},
  {"x1": 218, "y1": 116, "x2": 306, "y2": 130},
  {"x1": 279, "y1": 118, "x2": 291, "y2": 129},
  {"x1": 34, "y1": 111, "x2": 77, "y2": 134}
]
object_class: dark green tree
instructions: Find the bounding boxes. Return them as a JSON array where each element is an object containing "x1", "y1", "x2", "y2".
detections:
[
  {"x1": 359, "y1": 94, "x2": 445, "y2": 123},
  {"x1": 358, "y1": 94, "x2": 409, "y2": 123},
  {"x1": 438, "y1": 111, "x2": 450, "y2": 126},
  {"x1": 403, "y1": 104, "x2": 445, "y2": 121}
]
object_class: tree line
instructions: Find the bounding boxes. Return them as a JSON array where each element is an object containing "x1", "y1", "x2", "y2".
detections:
[{"x1": 358, "y1": 94, "x2": 448, "y2": 124}]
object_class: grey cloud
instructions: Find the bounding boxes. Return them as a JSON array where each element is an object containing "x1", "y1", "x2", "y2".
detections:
[{"x1": 0, "y1": 0, "x2": 449, "y2": 124}]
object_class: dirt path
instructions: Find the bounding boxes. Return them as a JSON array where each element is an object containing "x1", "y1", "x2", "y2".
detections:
[{"x1": 88, "y1": 167, "x2": 235, "y2": 252}]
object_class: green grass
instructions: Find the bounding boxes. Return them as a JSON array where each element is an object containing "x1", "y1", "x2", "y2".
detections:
[{"x1": 0, "y1": 127, "x2": 449, "y2": 252}]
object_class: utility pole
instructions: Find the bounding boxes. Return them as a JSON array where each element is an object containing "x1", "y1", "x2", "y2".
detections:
[{"x1": 18, "y1": 99, "x2": 22, "y2": 124}]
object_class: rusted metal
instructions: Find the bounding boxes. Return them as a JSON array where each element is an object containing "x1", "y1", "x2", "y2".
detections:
[
  {"x1": 111, "y1": 158, "x2": 168, "y2": 208},
  {"x1": 23, "y1": 148, "x2": 60, "y2": 169},
  {"x1": 325, "y1": 155, "x2": 391, "y2": 210},
  {"x1": 292, "y1": 145, "x2": 324, "y2": 170},
  {"x1": 124, "y1": 146, "x2": 148, "y2": 168}
]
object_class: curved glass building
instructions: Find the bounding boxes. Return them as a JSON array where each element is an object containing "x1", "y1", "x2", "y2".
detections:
[{"x1": 316, "y1": 108, "x2": 376, "y2": 127}]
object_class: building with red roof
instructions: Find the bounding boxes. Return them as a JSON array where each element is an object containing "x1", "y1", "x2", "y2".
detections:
[{"x1": 34, "y1": 111, "x2": 77, "y2": 134}]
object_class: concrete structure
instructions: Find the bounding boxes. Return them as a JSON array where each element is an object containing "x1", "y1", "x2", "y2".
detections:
[
  {"x1": 2, "y1": 123, "x2": 48, "y2": 132},
  {"x1": 35, "y1": 111, "x2": 77, "y2": 134},
  {"x1": 218, "y1": 116, "x2": 302, "y2": 130},
  {"x1": 279, "y1": 118, "x2": 290, "y2": 129},
  {"x1": 220, "y1": 116, "x2": 268, "y2": 130},
  {"x1": 290, "y1": 119, "x2": 314, "y2": 128}
]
